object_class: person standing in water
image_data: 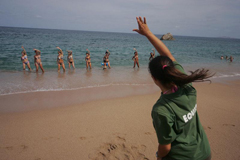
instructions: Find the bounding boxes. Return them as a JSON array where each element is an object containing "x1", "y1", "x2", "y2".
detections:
[
  {"x1": 132, "y1": 48, "x2": 139, "y2": 68},
  {"x1": 230, "y1": 56, "x2": 234, "y2": 62},
  {"x1": 67, "y1": 50, "x2": 75, "y2": 69},
  {"x1": 21, "y1": 46, "x2": 32, "y2": 71},
  {"x1": 103, "y1": 50, "x2": 111, "y2": 69},
  {"x1": 149, "y1": 48, "x2": 155, "y2": 61},
  {"x1": 33, "y1": 49, "x2": 44, "y2": 72},
  {"x1": 133, "y1": 16, "x2": 212, "y2": 160},
  {"x1": 56, "y1": 46, "x2": 65, "y2": 72},
  {"x1": 85, "y1": 49, "x2": 92, "y2": 69}
]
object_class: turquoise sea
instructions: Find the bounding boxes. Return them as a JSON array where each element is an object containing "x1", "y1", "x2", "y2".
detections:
[{"x1": 0, "y1": 26, "x2": 240, "y2": 96}]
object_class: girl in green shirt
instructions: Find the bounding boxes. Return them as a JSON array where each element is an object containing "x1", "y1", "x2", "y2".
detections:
[{"x1": 133, "y1": 17, "x2": 213, "y2": 160}]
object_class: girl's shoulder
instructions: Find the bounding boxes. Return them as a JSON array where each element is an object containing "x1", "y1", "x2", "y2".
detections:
[
  {"x1": 152, "y1": 98, "x2": 172, "y2": 113},
  {"x1": 173, "y1": 61, "x2": 186, "y2": 74}
]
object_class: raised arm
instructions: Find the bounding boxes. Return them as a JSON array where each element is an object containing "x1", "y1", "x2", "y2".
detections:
[
  {"x1": 86, "y1": 49, "x2": 90, "y2": 54},
  {"x1": 152, "y1": 48, "x2": 155, "y2": 56},
  {"x1": 33, "y1": 48, "x2": 41, "y2": 54},
  {"x1": 56, "y1": 46, "x2": 63, "y2": 54},
  {"x1": 21, "y1": 46, "x2": 26, "y2": 53},
  {"x1": 133, "y1": 17, "x2": 175, "y2": 61}
]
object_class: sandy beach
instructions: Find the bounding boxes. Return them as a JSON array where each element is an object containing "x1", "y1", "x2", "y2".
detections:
[{"x1": 0, "y1": 80, "x2": 240, "y2": 160}]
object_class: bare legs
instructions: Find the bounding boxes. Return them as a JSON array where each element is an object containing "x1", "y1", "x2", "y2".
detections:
[
  {"x1": 39, "y1": 64, "x2": 45, "y2": 72},
  {"x1": 133, "y1": 61, "x2": 139, "y2": 68},
  {"x1": 103, "y1": 62, "x2": 110, "y2": 69},
  {"x1": 58, "y1": 63, "x2": 65, "y2": 72},
  {"x1": 23, "y1": 63, "x2": 32, "y2": 71},
  {"x1": 86, "y1": 62, "x2": 92, "y2": 69},
  {"x1": 35, "y1": 63, "x2": 39, "y2": 72},
  {"x1": 107, "y1": 62, "x2": 111, "y2": 69},
  {"x1": 35, "y1": 63, "x2": 44, "y2": 72},
  {"x1": 68, "y1": 62, "x2": 75, "y2": 69}
]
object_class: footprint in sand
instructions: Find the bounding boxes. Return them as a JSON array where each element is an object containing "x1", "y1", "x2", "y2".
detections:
[
  {"x1": 116, "y1": 136, "x2": 126, "y2": 142},
  {"x1": 4, "y1": 145, "x2": 28, "y2": 152},
  {"x1": 203, "y1": 126, "x2": 212, "y2": 130},
  {"x1": 21, "y1": 145, "x2": 28, "y2": 150},
  {"x1": 139, "y1": 145, "x2": 147, "y2": 152},
  {"x1": 223, "y1": 124, "x2": 235, "y2": 127},
  {"x1": 144, "y1": 132, "x2": 152, "y2": 135},
  {"x1": 5, "y1": 146, "x2": 13, "y2": 150},
  {"x1": 89, "y1": 136, "x2": 149, "y2": 160},
  {"x1": 79, "y1": 137, "x2": 87, "y2": 140}
]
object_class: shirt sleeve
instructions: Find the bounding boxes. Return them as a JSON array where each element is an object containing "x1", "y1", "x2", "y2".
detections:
[
  {"x1": 173, "y1": 61, "x2": 186, "y2": 74},
  {"x1": 173, "y1": 61, "x2": 193, "y2": 86},
  {"x1": 152, "y1": 109, "x2": 176, "y2": 145}
]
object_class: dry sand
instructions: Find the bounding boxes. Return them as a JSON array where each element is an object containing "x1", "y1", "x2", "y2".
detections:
[{"x1": 0, "y1": 80, "x2": 239, "y2": 160}]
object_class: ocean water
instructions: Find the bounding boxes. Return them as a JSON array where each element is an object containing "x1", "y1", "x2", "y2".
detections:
[{"x1": 0, "y1": 26, "x2": 240, "y2": 96}]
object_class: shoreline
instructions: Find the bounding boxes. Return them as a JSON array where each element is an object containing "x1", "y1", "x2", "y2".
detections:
[
  {"x1": 1, "y1": 76, "x2": 240, "y2": 113},
  {"x1": 0, "y1": 83, "x2": 157, "y2": 113},
  {"x1": 0, "y1": 80, "x2": 240, "y2": 159},
  {"x1": 1, "y1": 64, "x2": 240, "y2": 97}
]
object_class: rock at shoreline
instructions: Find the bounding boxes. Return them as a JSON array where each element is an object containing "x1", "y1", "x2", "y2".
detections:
[{"x1": 160, "y1": 33, "x2": 175, "y2": 40}]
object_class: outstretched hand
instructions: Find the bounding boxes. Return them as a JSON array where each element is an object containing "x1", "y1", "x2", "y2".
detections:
[
  {"x1": 56, "y1": 46, "x2": 61, "y2": 50},
  {"x1": 133, "y1": 17, "x2": 151, "y2": 36}
]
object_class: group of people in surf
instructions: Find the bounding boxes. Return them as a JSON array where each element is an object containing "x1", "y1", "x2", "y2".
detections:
[
  {"x1": 21, "y1": 46, "x2": 94, "y2": 72},
  {"x1": 220, "y1": 55, "x2": 234, "y2": 62},
  {"x1": 21, "y1": 46, "x2": 156, "y2": 72},
  {"x1": 21, "y1": 46, "x2": 45, "y2": 72}
]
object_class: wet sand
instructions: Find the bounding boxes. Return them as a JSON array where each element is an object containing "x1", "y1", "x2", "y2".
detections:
[{"x1": 0, "y1": 80, "x2": 239, "y2": 160}]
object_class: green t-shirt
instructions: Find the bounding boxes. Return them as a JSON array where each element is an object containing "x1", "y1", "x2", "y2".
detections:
[{"x1": 151, "y1": 61, "x2": 211, "y2": 160}]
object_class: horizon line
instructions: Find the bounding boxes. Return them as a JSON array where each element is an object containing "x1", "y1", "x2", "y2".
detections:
[{"x1": 0, "y1": 25, "x2": 239, "y2": 40}]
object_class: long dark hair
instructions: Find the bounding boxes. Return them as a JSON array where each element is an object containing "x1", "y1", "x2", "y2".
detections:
[{"x1": 149, "y1": 56, "x2": 214, "y2": 87}]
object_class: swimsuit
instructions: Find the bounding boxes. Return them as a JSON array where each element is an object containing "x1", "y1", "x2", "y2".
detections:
[
  {"x1": 58, "y1": 56, "x2": 64, "y2": 65},
  {"x1": 86, "y1": 56, "x2": 91, "y2": 62},
  {"x1": 68, "y1": 55, "x2": 74, "y2": 63},
  {"x1": 22, "y1": 55, "x2": 27, "y2": 60},
  {"x1": 35, "y1": 62, "x2": 42, "y2": 65},
  {"x1": 22, "y1": 55, "x2": 29, "y2": 64},
  {"x1": 133, "y1": 56, "x2": 138, "y2": 60},
  {"x1": 103, "y1": 56, "x2": 109, "y2": 63},
  {"x1": 103, "y1": 57, "x2": 107, "y2": 63},
  {"x1": 35, "y1": 56, "x2": 42, "y2": 65}
]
